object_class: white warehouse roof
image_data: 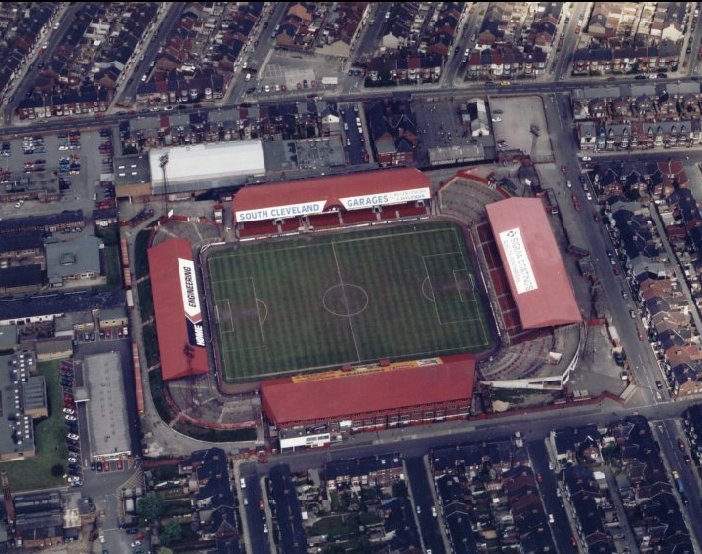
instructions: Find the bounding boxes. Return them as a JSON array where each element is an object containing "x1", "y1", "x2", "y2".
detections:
[{"x1": 149, "y1": 140, "x2": 265, "y2": 193}]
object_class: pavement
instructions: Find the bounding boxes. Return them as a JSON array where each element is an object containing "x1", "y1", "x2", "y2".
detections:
[
  {"x1": 405, "y1": 456, "x2": 446, "y2": 554},
  {"x1": 653, "y1": 419, "x2": 702, "y2": 550}
]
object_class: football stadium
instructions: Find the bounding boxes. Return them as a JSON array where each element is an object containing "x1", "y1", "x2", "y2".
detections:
[
  {"x1": 207, "y1": 220, "x2": 492, "y2": 382},
  {"x1": 144, "y1": 165, "x2": 586, "y2": 447}
]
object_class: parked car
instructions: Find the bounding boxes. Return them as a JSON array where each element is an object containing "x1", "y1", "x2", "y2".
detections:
[{"x1": 67, "y1": 433, "x2": 80, "y2": 441}]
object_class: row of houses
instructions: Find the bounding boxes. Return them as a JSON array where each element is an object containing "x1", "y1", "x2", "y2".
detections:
[
  {"x1": 572, "y1": 41, "x2": 680, "y2": 76},
  {"x1": 274, "y1": 2, "x2": 326, "y2": 53},
  {"x1": 0, "y1": 3, "x2": 58, "y2": 105},
  {"x1": 365, "y1": 2, "x2": 464, "y2": 85},
  {"x1": 573, "y1": 82, "x2": 701, "y2": 122},
  {"x1": 465, "y1": 44, "x2": 547, "y2": 80},
  {"x1": 17, "y1": 3, "x2": 161, "y2": 120},
  {"x1": 657, "y1": 186, "x2": 702, "y2": 396},
  {"x1": 574, "y1": 82, "x2": 702, "y2": 151},
  {"x1": 549, "y1": 417, "x2": 693, "y2": 552},
  {"x1": 593, "y1": 159, "x2": 702, "y2": 397},
  {"x1": 587, "y1": 2, "x2": 687, "y2": 44},
  {"x1": 430, "y1": 439, "x2": 557, "y2": 553},
  {"x1": 139, "y1": 2, "x2": 265, "y2": 104},
  {"x1": 179, "y1": 448, "x2": 241, "y2": 551},
  {"x1": 316, "y1": 3, "x2": 370, "y2": 58},
  {"x1": 478, "y1": 1, "x2": 562, "y2": 55}
]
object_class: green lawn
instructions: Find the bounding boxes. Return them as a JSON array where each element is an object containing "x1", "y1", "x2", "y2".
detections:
[
  {"x1": 138, "y1": 279, "x2": 154, "y2": 322},
  {"x1": 0, "y1": 361, "x2": 69, "y2": 491},
  {"x1": 207, "y1": 221, "x2": 492, "y2": 382},
  {"x1": 134, "y1": 228, "x2": 151, "y2": 280},
  {"x1": 103, "y1": 244, "x2": 122, "y2": 289}
]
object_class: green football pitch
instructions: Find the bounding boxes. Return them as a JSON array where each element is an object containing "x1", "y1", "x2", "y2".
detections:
[{"x1": 206, "y1": 221, "x2": 492, "y2": 382}]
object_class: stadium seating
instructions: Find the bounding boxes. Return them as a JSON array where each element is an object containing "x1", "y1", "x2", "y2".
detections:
[
  {"x1": 280, "y1": 219, "x2": 301, "y2": 233},
  {"x1": 238, "y1": 220, "x2": 277, "y2": 237},
  {"x1": 341, "y1": 209, "x2": 377, "y2": 224},
  {"x1": 308, "y1": 212, "x2": 342, "y2": 229}
]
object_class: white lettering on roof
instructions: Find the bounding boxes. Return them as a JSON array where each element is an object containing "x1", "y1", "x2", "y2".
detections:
[
  {"x1": 235, "y1": 201, "x2": 325, "y2": 222},
  {"x1": 498, "y1": 228, "x2": 537, "y2": 294},
  {"x1": 339, "y1": 187, "x2": 431, "y2": 210}
]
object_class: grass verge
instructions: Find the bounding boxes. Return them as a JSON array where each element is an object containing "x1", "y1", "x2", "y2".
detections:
[
  {"x1": 149, "y1": 369, "x2": 176, "y2": 424},
  {"x1": 142, "y1": 323, "x2": 159, "y2": 368},
  {"x1": 137, "y1": 279, "x2": 154, "y2": 322},
  {"x1": 103, "y1": 244, "x2": 122, "y2": 289},
  {"x1": 0, "y1": 361, "x2": 69, "y2": 491},
  {"x1": 134, "y1": 229, "x2": 151, "y2": 280}
]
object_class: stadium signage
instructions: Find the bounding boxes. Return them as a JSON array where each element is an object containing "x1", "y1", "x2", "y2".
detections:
[
  {"x1": 178, "y1": 258, "x2": 206, "y2": 347},
  {"x1": 236, "y1": 201, "x2": 325, "y2": 222},
  {"x1": 498, "y1": 228, "x2": 538, "y2": 294},
  {"x1": 339, "y1": 187, "x2": 431, "y2": 210}
]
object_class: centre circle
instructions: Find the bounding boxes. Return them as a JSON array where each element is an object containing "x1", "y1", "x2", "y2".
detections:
[{"x1": 322, "y1": 284, "x2": 369, "y2": 317}]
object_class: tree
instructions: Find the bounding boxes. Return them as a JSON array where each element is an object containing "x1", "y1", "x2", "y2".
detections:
[
  {"x1": 51, "y1": 463, "x2": 64, "y2": 478},
  {"x1": 160, "y1": 521, "x2": 182, "y2": 546},
  {"x1": 137, "y1": 493, "x2": 165, "y2": 524}
]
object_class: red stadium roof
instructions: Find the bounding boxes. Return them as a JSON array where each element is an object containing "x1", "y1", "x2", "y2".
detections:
[
  {"x1": 232, "y1": 168, "x2": 432, "y2": 223},
  {"x1": 486, "y1": 198, "x2": 581, "y2": 329},
  {"x1": 261, "y1": 355, "x2": 475, "y2": 426},
  {"x1": 147, "y1": 238, "x2": 209, "y2": 381}
]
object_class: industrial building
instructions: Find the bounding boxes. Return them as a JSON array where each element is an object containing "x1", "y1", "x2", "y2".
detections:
[
  {"x1": 262, "y1": 355, "x2": 475, "y2": 450},
  {"x1": 0, "y1": 342, "x2": 43, "y2": 461},
  {"x1": 149, "y1": 140, "x2": 265, "y2": 195},
  {"x1": 147, "y1": 238, "x2": 208, "y2": 381},
  {"x1": 82, "y1": 352, "x2": 131, "y2": 461}
]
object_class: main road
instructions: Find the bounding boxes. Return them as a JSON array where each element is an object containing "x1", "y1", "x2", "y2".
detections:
[{"x1": 0, "y1": 71, "x2": 693, "y2": 139}]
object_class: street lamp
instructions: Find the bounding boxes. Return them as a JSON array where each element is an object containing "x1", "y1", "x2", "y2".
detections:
[{"x1": 159, "y1": 153, "x2": 169, "y2": 216}]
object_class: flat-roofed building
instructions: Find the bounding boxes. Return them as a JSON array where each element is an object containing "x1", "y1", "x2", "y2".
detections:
[
  {"x1": 83, "y1": 352, "x2": 131, "y2": 460},
  {"x1": 114, "y1": 155, "x2": 151, "y2": 199},
  {"x1": 149, "y1": 140, "x2": 265, "y2": 195},
  {"x1": 0, "y1": 324, "x2": 18, "y2": 352},
  {"x1": 98, "y1": 306, "x2": 128, "y2": 330},
  {"x1": 53, "y1": 312, "x2": 94, "y2": 338},
  {"x1": 0, "y1": 350, "x2": 39, "y2": 461},
  {"x1": 22, "y1": 376, "x2": 48, "y2": 418},
  {"x1": 35, "y1": 337, "x2": 73, "y2": 362},
  {"x1": 45, "y1": 234, "x2": 102, "y2": 287}
]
